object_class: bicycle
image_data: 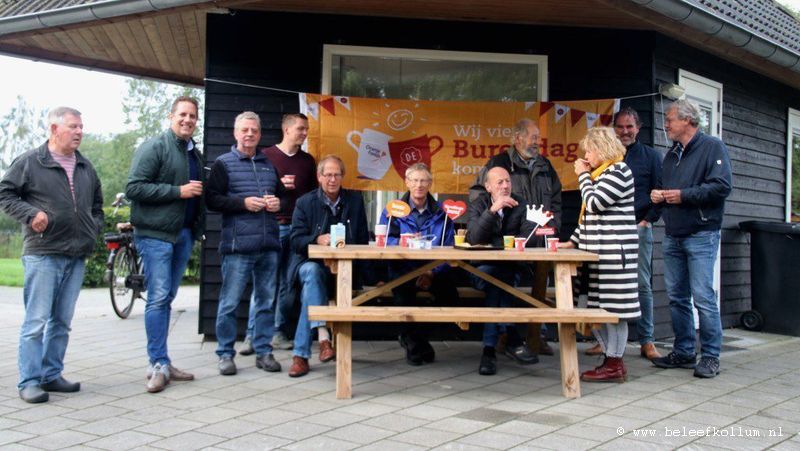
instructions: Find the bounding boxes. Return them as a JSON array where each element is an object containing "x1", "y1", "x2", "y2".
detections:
[{"x1": 103, "y1": 193, "x2": 146, "y2": 319}]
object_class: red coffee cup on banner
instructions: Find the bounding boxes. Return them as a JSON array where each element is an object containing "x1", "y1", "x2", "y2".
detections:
[
  {"x1": 400, "y1": 233, "x2": 416, "y2": 248},
  {"x1": 515, "y1": 237, "x2": 526, "y2": 252},
  {"x1": 388, "y1": 135, "x2": 444, "y2": 179}
]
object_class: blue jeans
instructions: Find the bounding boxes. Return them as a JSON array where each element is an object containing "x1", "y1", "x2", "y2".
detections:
[
  {"x1": 247, "y1": 224, "x2": 294, "y2": 337},
  {"x1": 663, "y1": 230, "x2": 722, "y2": 359},
  {"x1": 18, "y1": 255, "x2": 85, "y2": 389},
  {"x1": 216, "y1": 252, "x2": 278, "y2": 358},
  {"x1": 636, "y1": 224, "x2": 655, "y2": 345},
  {"x1": 293, "y1": 261, "x2": 329, "y2": 359},
  {"x1": 136, "y1": 228, "x2": 194, "y2": 366},
  {"x1": 471, "y1": 264, "x2": 520, "y2": 347}
]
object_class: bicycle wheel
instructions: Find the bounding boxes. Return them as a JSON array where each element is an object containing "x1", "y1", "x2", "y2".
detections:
[{"x1": 109, "y1": 246, "x2": 137, "y2": 319}]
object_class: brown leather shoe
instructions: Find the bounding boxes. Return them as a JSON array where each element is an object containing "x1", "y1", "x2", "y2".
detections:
[
  {"x1": 288, "y1": 356, "x2": 309, "y2": 377},
  {"x1": 584, "y1": 343, "x2": 603, "y2": 356},
  {"x1": 146, "y1": 372, "x2": 168, "y2": 393},
  {"x1": 537, "y1": 339, "x2": 555, "y2": 356},
  {"x1": 168, "y1": 365, "x2": 195, "y2": 381},
  {"x1": 319, "y1": 340, "x2": 335, "y2": 363},
  {"x1": 640, "y1": 342, "x2": 662, "y2": 360}
]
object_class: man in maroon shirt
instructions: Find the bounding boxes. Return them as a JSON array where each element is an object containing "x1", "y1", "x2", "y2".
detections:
[{"x1": 239, "y1": 113, "x2": 317, "y2": 354}]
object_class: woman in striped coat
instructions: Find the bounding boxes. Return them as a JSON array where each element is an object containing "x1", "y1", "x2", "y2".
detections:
[{"x1": 559, "y1": 127, "x2": 640, "y2": 382}]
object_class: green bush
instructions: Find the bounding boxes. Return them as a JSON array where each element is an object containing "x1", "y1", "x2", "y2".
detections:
[{"x1": 82, "y1": 206, "x2": 201, "y2": 287}]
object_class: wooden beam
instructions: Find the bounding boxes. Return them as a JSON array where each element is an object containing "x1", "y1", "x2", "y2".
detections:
[
  {"x1": 454, "y1": 260, "x2": 551, "y2": 309},
  {"x1": 0, "y1": 42, "x2": 203, "y2": 85},
  {"x1": 350, "y1": 260, "x2": 443, "y2": 306},
  {"x1": 309, "y1": 306, "x2": 619, "y2": 323}
]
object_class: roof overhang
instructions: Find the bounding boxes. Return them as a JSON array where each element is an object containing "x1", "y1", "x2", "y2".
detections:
[{"x1": 0, "y1": 0, "x2": 799, "y2": 89}]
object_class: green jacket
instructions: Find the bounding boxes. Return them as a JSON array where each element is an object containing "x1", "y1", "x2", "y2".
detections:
[{"x1": 126, "y1": 129, "x2": 204, "y2": 243}]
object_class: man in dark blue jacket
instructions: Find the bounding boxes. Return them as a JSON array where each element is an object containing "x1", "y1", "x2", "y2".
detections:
[
  {"x1": 605, "y1": 107, "x2": 663, "y2": 361},
  {"x1": 206, "y1": 111, "x2": 285, "y2": 376},
  {"x1": 288, "y1": 156, "x2": 369, "y2": 377},
  {"x1": 651, "y1": 100, "x2": 732, "y2": 379},
  {"x1": 378, "y1": 163, "x2": 458, "y2": 365}
]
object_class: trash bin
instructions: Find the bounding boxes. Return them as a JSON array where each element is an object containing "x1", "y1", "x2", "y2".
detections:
[{"x1": 739, "y1": 221, "x2": 800, "y2": 336}]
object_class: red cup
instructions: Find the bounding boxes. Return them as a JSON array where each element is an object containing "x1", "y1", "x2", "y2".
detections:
[
  {"x1": 400, "y1": 233, "x2": 415, "y2": 248},
  {"x1": 514, "y1": 237, "x2": 526, "y2": 252},
  {"x1": 547, "y1": 237, "x2": 559, "y2": 252},
  {"x1": 375, "y1": 234, "x2": 386, "y2": 247}
]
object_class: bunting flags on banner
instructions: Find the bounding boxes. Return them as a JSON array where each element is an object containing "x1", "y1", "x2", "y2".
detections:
[{"x1": 300, "y1": 93, "x2": 619, "y2": 193}]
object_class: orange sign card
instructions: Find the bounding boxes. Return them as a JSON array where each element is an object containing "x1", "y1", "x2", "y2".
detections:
[
  {"x1": 386, "y1": 199, "x2": 411, "y2": 218},
  {"x1": 300, "y1": 94, "x2": 618, "y2": 193}
]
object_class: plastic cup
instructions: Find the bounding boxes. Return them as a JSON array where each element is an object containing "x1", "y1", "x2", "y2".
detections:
[
  {"x1": 400, "y1": 233, "x2": 415, "y2": 248},
  {"x1": 515, "y1": 237, "x2": 526, "y2": 252},
  {"x1": 547, "y1": 237, "x2": 559, "y2": 252},
  {"x1": 374, "y1": 224, "x2": 387, "y2": 247},
  {"x1": 503, "y1": 235, "x2": 514, "y2": 249},
  {"x1": 454, "y1": 235, "x2": 466, "y2": 246}
]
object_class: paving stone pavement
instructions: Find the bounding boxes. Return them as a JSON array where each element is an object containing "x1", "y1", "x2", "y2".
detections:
[{"x1": 1, "y1": 286, "x2": 799, "y2": 450}]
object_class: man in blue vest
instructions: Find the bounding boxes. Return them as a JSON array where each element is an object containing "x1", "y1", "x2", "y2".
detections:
[{"x1": 205, "y1": 111, "x2": 285, "y2": 376}]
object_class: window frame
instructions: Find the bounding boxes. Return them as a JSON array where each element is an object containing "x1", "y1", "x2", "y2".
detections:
[{"x1": 787, "y1": 108, "x2": 800, "y2": 222}]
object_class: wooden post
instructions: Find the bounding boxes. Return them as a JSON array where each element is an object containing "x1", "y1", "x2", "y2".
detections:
[
  {"x1": 555, "y1": 262, "x2": 580, "y2": 398},
  {"x1": 335, "y1": 259, "x2": 353, "y2": 399},
  {"x1": 528, "y1": 261, "x2": 551, "y2": 353}
]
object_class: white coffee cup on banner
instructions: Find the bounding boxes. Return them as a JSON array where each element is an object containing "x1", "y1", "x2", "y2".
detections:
[{"x1": 346, "y1": 128, "x2": 393, "y2": 180}]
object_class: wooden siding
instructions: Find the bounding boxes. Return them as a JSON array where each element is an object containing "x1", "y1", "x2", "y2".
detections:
[
  {"x1": 652, "y1": 35, "x2": 800, "y2": 333},
  {"x1": 199, "y1": 10, "x2": 657, "y2": 337}
]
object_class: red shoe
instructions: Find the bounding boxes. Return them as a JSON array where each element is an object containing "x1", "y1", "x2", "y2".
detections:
[
  {"x1": 581, "y1": 357, "x2": 626, "y2": 383},
  {"x1": 319, "y1": 340, "x2": 335, "y2": 363},
  {"x1": 288, "y1": 356, "x2": 309, "y2": 378}
]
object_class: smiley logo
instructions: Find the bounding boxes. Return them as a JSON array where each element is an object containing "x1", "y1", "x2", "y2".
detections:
[{"x1": 387, "y1": 109, "x2": 414, "y2": 131}]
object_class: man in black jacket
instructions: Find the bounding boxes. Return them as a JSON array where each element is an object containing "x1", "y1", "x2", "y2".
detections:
[
  {"x1": 0, "y1": 107, "x2": 103, "y2": 403},
  {"x1": 472, "y1": 118, "x2": 563, "y2": 356},
  {"x1": 650, "y1": 99, "x2": 732, "y2": 379},
  {"x1": 467, "y1": 167, "x2": 537, "y2": 376},
  {"x1": 287, "y1": 155, "x2": 369, "y2": 377}
]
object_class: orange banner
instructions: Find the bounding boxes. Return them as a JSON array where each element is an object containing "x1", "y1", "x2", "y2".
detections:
[{"x1": 300, "y1": 94, "x2": 618, "y2": 193}]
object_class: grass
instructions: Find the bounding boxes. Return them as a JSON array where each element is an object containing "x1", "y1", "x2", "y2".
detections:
[{"x1": 0, "y1": 258, "x2": 24, "y2": 287}]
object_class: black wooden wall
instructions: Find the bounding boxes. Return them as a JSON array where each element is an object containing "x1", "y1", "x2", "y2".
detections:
[
  {"x1": 650, "y1": 35, "x2": 800, "y2": 334},
  {"x1": 203, "y1": 9, "x2": 777, "y2": 340}
]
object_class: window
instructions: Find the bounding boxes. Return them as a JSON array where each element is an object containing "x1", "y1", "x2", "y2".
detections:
[
  {"x1": 787, "y1": 108, "x2": 800, "y2": 222},
  {"x1": 322, "y1": 45, "x2": 547, "y2": 225}
]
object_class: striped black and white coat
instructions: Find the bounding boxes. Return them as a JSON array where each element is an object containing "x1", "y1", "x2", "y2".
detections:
[{"x1": 569, "y1": 162, "x2": 640, "y2": 319}]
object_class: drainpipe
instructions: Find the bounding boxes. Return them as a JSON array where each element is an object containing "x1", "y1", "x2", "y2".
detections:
[
  {"x1": 0, "y1": 0, "x2": 211, "y2": 36},
  {"x1": 630, "y1": 0, "x2": 800, "y2": 72}
]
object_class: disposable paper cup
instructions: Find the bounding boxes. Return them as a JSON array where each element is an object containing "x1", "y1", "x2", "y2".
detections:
[
  {"x1": 400, "y1": 233, "x2": 415, "y2": 248},
  {"x1": 503, "y1": 235, "x2": 514, "y2": 249},
  {"x1": 454, "y1": 235, "x2": 466, "y2": 246},
  {"x1": 374, "y1": 224, "x2": 387, "y2": 246},
  {"x1": 514, "y1": 237, "x2": 526, "y2": 252},
  {"x1": 547, "y1": 237, "x2": 559, "y2": 252}
]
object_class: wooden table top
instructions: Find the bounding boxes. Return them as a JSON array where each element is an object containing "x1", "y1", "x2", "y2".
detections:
[{"x1": 307, "y1": 244, "x2": 598, "y2": 262}]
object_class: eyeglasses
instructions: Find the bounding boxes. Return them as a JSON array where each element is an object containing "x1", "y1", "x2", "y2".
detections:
[
  {"x1": 321, "y1": 173, "x2": 342, "y2": 180},
  {"x1": 407, "y1": 178, "x2": 432, "y2": 185}
]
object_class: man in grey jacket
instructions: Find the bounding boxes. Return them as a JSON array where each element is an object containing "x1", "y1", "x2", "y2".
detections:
[{"x1": 0, "y1": 107, "x2": 103, "y2": 403}]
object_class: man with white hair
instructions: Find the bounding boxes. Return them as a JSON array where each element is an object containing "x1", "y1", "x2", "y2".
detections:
[
  {"x1": 0, "y1": 107, "x2": 103, "y2": 403},
  {"x1": 651, "y1": 99, "x2": 732, "y2": 379}
]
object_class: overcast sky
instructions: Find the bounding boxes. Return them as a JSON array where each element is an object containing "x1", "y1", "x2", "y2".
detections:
[{"x1": 2, "y1": 0, "x2": 800, "y2": 135}]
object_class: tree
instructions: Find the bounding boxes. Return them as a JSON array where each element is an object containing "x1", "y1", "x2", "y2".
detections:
[
  {"x1": 122, "y1": 79, "x2": 204, "y2": 145},
  {"x1": 0, "y1": 96, "x2": 47, "y2": 177}
]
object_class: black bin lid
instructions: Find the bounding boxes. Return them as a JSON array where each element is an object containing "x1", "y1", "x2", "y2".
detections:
[{"x1": 739, "y1": 221, "x2": 800, "y2": 235}]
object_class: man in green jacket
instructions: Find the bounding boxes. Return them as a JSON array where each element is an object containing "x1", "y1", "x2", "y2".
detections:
[{"x1": 126, "y1": 96, "x2": 205, "y2": 394}]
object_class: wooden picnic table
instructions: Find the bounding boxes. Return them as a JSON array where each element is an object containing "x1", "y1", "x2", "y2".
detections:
[{"x1": 307, "y1": 244, "x2": 612, "y2": 399}]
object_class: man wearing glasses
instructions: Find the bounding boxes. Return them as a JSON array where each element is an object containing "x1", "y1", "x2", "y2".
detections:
[
  {"x1": 286, "y1": 155, "x2": 369, "y2": 377},
  {"x1": 378, "y1": 163, "x2": 459, "y2": 366}
]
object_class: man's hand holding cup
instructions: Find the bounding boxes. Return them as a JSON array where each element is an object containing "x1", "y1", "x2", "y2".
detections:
[
  {"x1": 180, "y1": 180, "x2": 203, "y2": 198},
  {"x1": 263, "y1": 194, "x2": 280, "y2": 212},
  {"x1": 281, "y1": 174, "x2": 296, "y2": 190}
]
